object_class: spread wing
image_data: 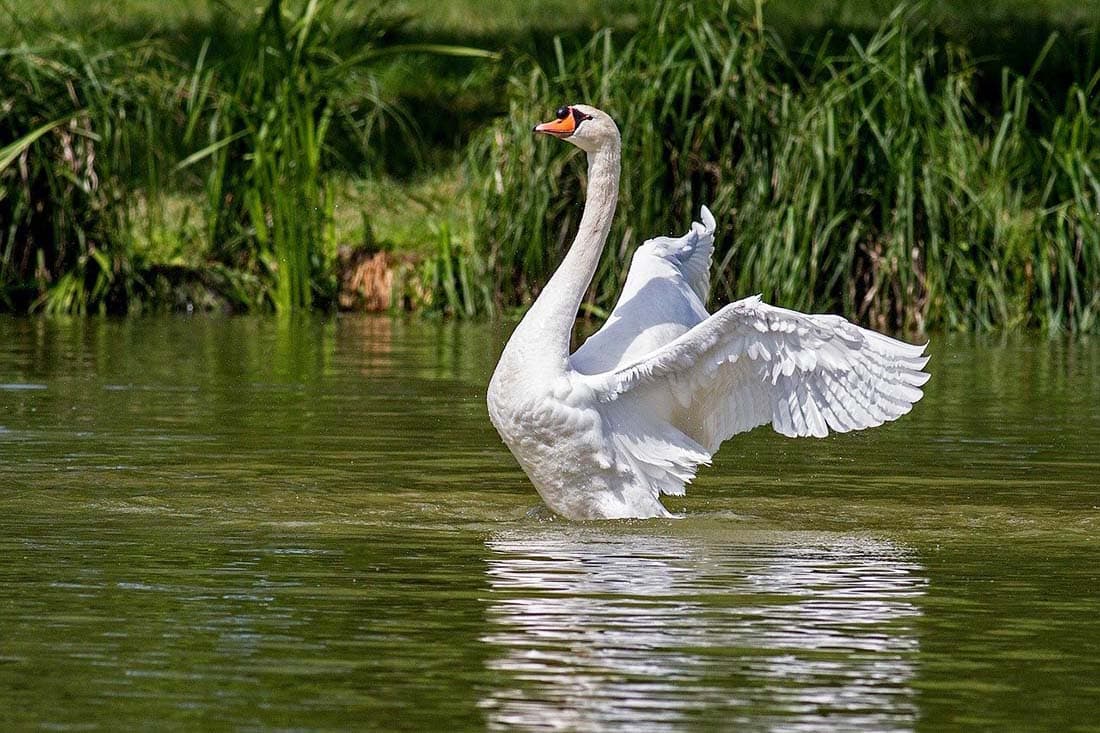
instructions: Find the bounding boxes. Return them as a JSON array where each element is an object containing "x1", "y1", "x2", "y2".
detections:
[
  {"x1": 640, "y1": 204, "x2": 715, "y2": 303},
  {"x1": 570, "y1": 207, "x2": 716, "y2": 375},
  {"x1": 582, "y1": 294, "x2": 930, "y2": 467}
]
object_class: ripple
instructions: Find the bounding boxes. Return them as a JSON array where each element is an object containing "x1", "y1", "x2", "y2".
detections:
[{"x1": 480, "y1": 528, "x2": 925, "y2": 732}]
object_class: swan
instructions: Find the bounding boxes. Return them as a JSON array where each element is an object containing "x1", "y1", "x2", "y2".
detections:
[{"x1": 486, "y1": 104, "x2": 930, "y2": 520}]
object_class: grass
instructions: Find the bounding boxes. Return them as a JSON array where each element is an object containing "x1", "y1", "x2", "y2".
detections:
[
  {"x1": 0, "y1": 38, "x2": 176, "y2": 313},
  {"x1": 1, "y1": 0, "x2": 491, "y2": 313},
  {"x1": 465, "y1": 1, "x2": 1100, "y2": 333},
  {"x1": 177, "y1": 0, "x2": 360, "y2": 311},
  {"x1": 1, "y1": 0, "x2": 1098, "y2": 330},
  {"x1": 170, "y1": 0, "x2": 492, "y2": 311}
]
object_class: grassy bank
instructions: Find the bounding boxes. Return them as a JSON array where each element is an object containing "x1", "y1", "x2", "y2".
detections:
[
  {"x1": 468, "y1": 3, "x2": 1100, "y2": 333},
  {"x1": 2, "y1": 0, "x2": 493, "y2": 313},
  {"x1": 1, "y1": 0, "x2": 1099, "y2": 331}
]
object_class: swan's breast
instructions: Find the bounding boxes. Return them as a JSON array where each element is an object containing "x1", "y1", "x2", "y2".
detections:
[
  {"x1": 486, "y1": 372, "x2": 622, "y2": 512},
  {"x1": 488, "y1": 375, "x2": 599, "y2": 453}
]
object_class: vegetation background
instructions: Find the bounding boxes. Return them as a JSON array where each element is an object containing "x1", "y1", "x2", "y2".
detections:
[{"x1": 1, "y1": 0, "x2": 1098, "y2": 332}]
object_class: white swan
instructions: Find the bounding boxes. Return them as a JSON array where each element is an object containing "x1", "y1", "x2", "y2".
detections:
[{"x1": 487, "y1": 104, "x2": 930, "y2": 520}]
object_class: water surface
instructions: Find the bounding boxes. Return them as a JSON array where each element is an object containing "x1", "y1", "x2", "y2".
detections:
[{"x1": 1, "y1": 316, "x2": 1098, "y2": 730}]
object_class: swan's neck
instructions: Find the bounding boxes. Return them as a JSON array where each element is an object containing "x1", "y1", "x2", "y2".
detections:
[{"x1": 507, "y1": 142, "x2": 621, "y2": 375}]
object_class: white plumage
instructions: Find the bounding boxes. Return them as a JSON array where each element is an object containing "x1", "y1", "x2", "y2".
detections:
[{"x1": 487, "y1": 104, "x2": 929, "y2": 520}]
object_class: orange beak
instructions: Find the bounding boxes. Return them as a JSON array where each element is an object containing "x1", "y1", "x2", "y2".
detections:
[{"x1": 533, "y1": 111, "x2": 576, "y2": 137}]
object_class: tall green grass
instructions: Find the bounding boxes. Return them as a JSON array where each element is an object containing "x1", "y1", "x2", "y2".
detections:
[
  {"x1": 0, "y1": 39, "x2": 171, "y2": 313},
  {"x1": 466, "y1": 1, "x2": 1100, "y2": 333},
  {"x1": 0, "y1": 0, "x2": 493, "y2": 313},
  {"x1": 176, "y1": 0, "x2": 375, "y2": 311},
  {"x1": 3, "y1": 0, "x2": 1096, "y2": 328},
  {"x1": 177, "y1": 0, "x2": 494, "y2": 311}
]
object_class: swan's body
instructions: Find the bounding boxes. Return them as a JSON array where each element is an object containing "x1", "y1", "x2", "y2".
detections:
[{"x1": 487, "y1": 105, "x2": 929, "y2": 520}]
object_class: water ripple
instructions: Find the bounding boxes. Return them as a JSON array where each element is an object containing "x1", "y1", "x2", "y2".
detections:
[{"x1": 480, "y1": 528, "x2": 925, "y2": 732}]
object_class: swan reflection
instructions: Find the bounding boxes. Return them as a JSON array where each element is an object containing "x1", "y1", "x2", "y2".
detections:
[{"x1": 480, "y1": 527, "x2": 925, "y2": 732}]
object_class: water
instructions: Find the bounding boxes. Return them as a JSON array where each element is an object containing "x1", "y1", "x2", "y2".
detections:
[{"x1": 1, "y1": 315, "x2": 1098, "y2": 731}]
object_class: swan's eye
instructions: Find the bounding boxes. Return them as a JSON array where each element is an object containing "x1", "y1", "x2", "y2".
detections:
[
  {"x1": 556, "y1": 106, "x2": 570, "y2": 120},
  {"x1": 572, "y1": 108, "x2": 592, "y2": 124}
]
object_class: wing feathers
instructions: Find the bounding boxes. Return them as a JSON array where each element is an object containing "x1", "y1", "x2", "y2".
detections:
[
  {"x1": 572, "y1": 213, "x2": 928, "y2": 503},
  {"x1": 584, "y1": 295, "x2": 930, "y2": 453},
  {"x1": 603, "y1": 400, "x2": 710, "y2": 498},
  {"x1": 635, "y1": 206, "x2": 717, "y2": 303}
]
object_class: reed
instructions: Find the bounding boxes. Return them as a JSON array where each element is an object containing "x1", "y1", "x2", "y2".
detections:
[
  {"x1": 3, "y1": 0, "x2": 1096, "y2": 328},
  {"x1": 421, "y1": 223, "x2": 493, "y2": 317},
  {"x1": 175, "y1": 0, "x2": 352, "y2": 311},
  {"x1": 0, "y1": 39, "x2": 171, "y2": 313},
  {"x1": 465, "y1": 1, "x2": 1100, "y2": 333},
  {"x1": 176, "y1": 0, "x2": 495, "y2": 312}
]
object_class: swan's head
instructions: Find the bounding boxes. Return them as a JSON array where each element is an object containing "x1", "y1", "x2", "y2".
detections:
[{"x1": 533, "y1": 104, "x2": 619, "y2": 153}]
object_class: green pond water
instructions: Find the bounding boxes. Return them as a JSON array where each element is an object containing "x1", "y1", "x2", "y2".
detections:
[{"x1": 1, "y1": 315, "x2": 1098, "y2": 731}]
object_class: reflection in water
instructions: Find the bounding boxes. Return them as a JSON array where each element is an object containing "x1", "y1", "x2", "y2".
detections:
[
  {"x1": 480, "y1": 528, "x2": 926, "y2": 732},
  {"x1": 2, "y1": 320, "x2": 1098, "y2": 729}
]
